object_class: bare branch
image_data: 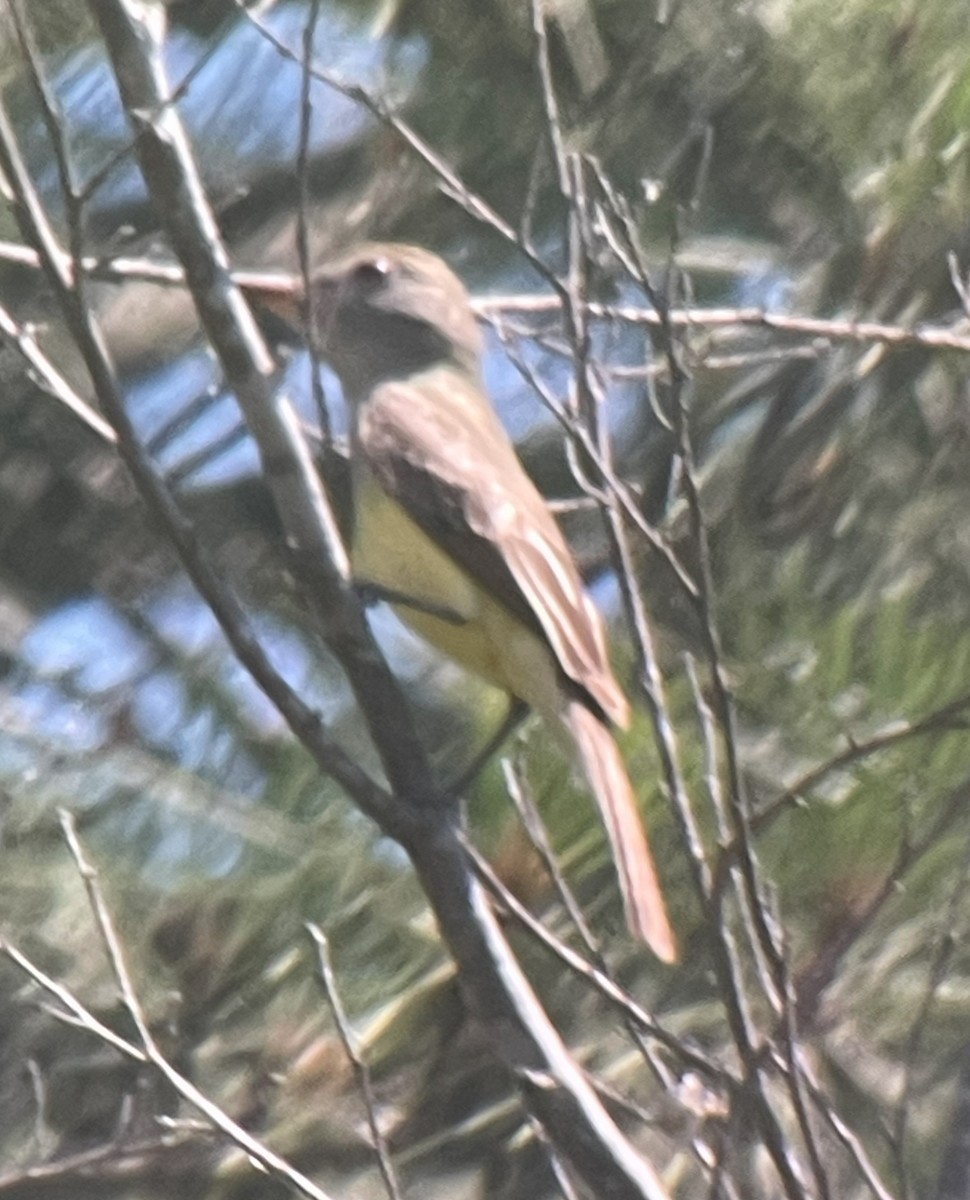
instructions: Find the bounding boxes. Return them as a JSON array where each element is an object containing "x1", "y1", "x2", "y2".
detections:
[
  {"x1": 72, "y1": 7, "x2": 681, "y2": 1195},
  {"x1": 307, "y1": 924, "x2": 404, "y2": 1200},
  {"x1": 0, "y1": 814, "x2": 338, "y2": 1200}
]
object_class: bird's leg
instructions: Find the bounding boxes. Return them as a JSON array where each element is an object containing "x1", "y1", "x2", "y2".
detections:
[
  {"x1": 447, "y1": 698, "x2": 530, "y2": 798},
  {"x1": 354, "y1": 581, "x2": 467, "y2": 625}
]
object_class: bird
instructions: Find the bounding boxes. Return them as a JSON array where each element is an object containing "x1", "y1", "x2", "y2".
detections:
[{"x1": 238, "y1": 244, "x2": 676, "y2": 962}]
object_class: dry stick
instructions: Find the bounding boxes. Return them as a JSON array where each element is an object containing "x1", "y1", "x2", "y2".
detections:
[
  {"x1": 76, "y1": 20, "x2": 226, "y2": 216},
  {"x1": 600, "y1": 168, "x2": 787, "y2": 985},
  {"x1": 0, "y1": 1131, "x2": 201, "y2": 1196},
  {"x1": 74, "y1": 6, "x2": 676, "y2": 1197},
  {"x1": 608, "y1": 343, "x2": 819, "y2": 376},
  {"x1": 501, "y1": 296, "x2": 970, "y2": 356},
  {"x1": 589, "y1": 164, "x2": 817, "y2": 1197},
  {"x1": 294, "y1": 0, "x2": 332, "y2": 445},
  {"x1": 490, "y1": 322, "x2": 733, "y2": 1112},
  {"x1": 307, "y1": 924, "x2": 403, "y2": 1200},
  {"x1": 762, "y1": 788, "x2": 970, "y2": 1199},
  {"x1": 2, "y1": 236, "x2": 970, "y2": 356},
  {"x1": 500, "y1": 757, "x2": 677, "y2": 1092},
  {"x1": 681, "y1": 642, "x2": 794, "y2": 1094},
  {"x1": 529, "y1": 3, "x2": 593, "y2": 449},
  {"x1": 0, "y1": 110, "x2": 392, "y2": 832},
  {"x1": 403, "y1": 823, "x2": 676, "y2": 1200},
  {"x1": 233, "y1": 1, "x2": 558, "y2": 294},
  {"x1": 791, "y1": 775, "x2": 970, "y2": 1034},
  {"x1": 947, "y1": 252, "x2": 970, "y2": 321},
  {"x1": 526, "y1": 21, "x2": 706, "y2": 1047},
  {"x1": 669, "y1": 313, "x2": 822, "y2": 1200},
  {"x1": 688, "y1": 652, "x2": 828, "y2": 1194},
  {"x1": 774, "y1": 932, "x2": 834, "y2": 1200},
  {"x1": 750, "y1": 690, "x2": 970, "y2": 838},
  {"x1": 684, "y1": 656, "x2": 725, "y2": 840},
  {"x1": 0, "y1": 813, "x2": 337, "y2": 1200},
  {"x1": 501, "y1": 755, "x2": 605, "y2": 951},
  {"x1": 85, "y1": 6, "x2": 448, "y2": 810},
  {"x1": 684, "y1": 638, "x2": 783, "y2": 1010},
  {"x1": 536, "y1": 31, "x2": 760, "y2": 1174},
  {"x1": 0, "y1": 298, "x2": 116, "y2": 443},
  {"x1": 795, "y1": 1062, "x2": 898, "y2": 1200},
  {"x1": 0, "y1": 938, "x2": 146, "y2": 1062},
  {"x1": 525, "y1": 1110, "x2": 585, "y2": 1200},
  {"x1": 461, "y1": 833, "x2": 726, "y2": 1084},
  {"x1": 491, "y1": 325, "x2": 699, "y2": 622},
  {"x1": 24, "y1": 1057, "x2": 50, "y2": 1157},
  {"x1": 511, "y1": 140, "x2": 729, "y2": 1171},
  {"x1": 891, "y1": 825, "x2": 970, "y2": 1194}
]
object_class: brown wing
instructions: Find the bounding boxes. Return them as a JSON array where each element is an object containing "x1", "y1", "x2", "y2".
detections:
[{"x1": 357, "y1": 368, "x2": 629, "y2": 727}]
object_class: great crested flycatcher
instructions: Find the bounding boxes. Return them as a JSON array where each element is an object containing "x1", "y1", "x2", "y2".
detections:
[{"x1": 240, "y1": 244, "x2": 676, "y2": 961}]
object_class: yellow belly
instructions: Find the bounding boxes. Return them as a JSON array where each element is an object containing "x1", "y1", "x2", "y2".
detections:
[{"x1": 352, "y1": 474, "x2": 559, "y2": 718}]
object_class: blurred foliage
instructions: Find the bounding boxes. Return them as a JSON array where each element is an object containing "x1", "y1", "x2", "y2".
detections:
[{"x1": 3, "y1": 0, "x2": 970, "y2": 1198}]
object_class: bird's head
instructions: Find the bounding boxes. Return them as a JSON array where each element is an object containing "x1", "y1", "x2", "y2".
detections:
[{"x1": 239, "y1": 244, "x2": 483, "y2": 397}]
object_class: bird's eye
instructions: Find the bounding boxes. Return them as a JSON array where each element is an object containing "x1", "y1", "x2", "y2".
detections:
[{"x1": 351, "y1": 258, "x2": 392, "y2": 293}]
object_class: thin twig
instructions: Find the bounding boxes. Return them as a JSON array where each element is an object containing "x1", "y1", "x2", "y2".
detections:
[
  {"x1": 798, "y1": 1058, "x2": 899, "y2": 1200},
  {"x1": 307, "y1": 924, "x2": 404, "y2": 1200},
  {"x1": 461, "y1": 832, "x2": 727, "y2": 1084},
  {"x1": 1, "y1": 238, "x2": 969, "y2": 354},
  {"x1": 751, "y1": 692, "x2": 970, "y2": 837},
  {"x1": 21, "y1": 9, "x2": 685, "y2": 1193},
  {"x1": 775, "y1": 941, "x2": 832, "y2": 1200},
  {"x1": 492, "y1": 320, "x2": 700, "y2": 602},
  {"x1": 891, "y1": 824, "x2": 970, "y2": 1187},
  {"x1": 0, "y1": 813, "x2": 339, "y2": 1200},
  {"x1": 0, "y1": 296, "x2": 116, "y2": 442},
  {"x1": 295, "y1": 0, "x2": 332, "y2": 443},
  {"x1": 526, "y1": 1110, "x2": 584, "y2": 1200},
  {"x1": 590, "y1": 154, "x2": 814, "y2": 1200},
  {"x1": 502, "y1": 757, "x2": 678, "y2": 1093},
  {"x1": 502, "y1": 755, "x2": 604, "y2": 952}
]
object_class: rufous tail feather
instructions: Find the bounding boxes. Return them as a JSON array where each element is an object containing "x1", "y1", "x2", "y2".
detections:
[{"x1": 563, "y1": 701, "x2": 676, "y2": 962}]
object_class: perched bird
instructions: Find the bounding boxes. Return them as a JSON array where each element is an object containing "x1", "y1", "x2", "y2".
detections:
[{"x1": 239, "y1": 244, "x2": 676, "y2": 961}]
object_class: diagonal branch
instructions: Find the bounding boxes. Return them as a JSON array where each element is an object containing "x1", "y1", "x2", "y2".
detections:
[{"x1": 61, "y1": 4, "x2": 679, "y2": 1195}]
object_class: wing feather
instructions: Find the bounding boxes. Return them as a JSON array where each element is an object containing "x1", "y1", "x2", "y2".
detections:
[{"x1": 358, "y1": 369, "x2": 629, "y2": 726}]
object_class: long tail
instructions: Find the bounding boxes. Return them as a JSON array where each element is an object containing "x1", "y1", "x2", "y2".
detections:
[{"x1": 563, "y1": 701, "x2": 676, "y2": 962}]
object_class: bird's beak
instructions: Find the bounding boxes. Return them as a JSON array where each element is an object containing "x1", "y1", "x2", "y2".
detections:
[{"x1": 234, "y1": 271, "x2": 305, "y2": 331}]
